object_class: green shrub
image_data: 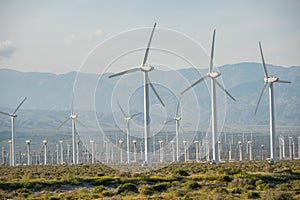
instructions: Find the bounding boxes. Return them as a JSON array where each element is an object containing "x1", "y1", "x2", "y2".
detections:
[
  {"x1": 255, "y1": 179, "x2": 264, "y2": 187},
  {"x1": 16, "y1": 188, "x2": 32, "y2": 197},
  {"x1": 247, "y1": 191, "x2": 260, "y2": 199},
  {"x1": 92, "y1": 176, "x2": 115, "y2": 186},
  {"x1": 231, "y1": 187, "x2": 242, "y2": 194},
  {"x1": 244, "y1": 184, "x2": 256, "y2": 190},
  {"x1": 117, "y1": 183, "x2": 138, "y2": 194},
  {"x1": 153, "y1": 182, "x2": 169, "y2": 192},
  {"x1": 67, "y1": 176, "x2": 81, "y2": 185},
  {"x1": 102, "y1": 190, "x2": 114, "y2": 197},
  {"x1": 218, "y1": 175, "x2": 233, "y2": 182},
  {"x1": 214, "y1": 187, "x2": 228, "y2": 194},
  {"x1": 262, "y1": 191, "x2": 294, "y2": 200},
  {"x1": 280, "y1": 183, "x2": 293, "y2": 191},
  {"x1": 139, "y1": 185, "x2": 154, "y2": 196},
  {"x1": 92, "y1": 185, "x2": 105, "y2": 193},
  {"x1": 173, "y1": 169, "x2": 189, "y2": 176},
  {"x1": 186, "y1": 180, "x2": 201, "y2": 189}
]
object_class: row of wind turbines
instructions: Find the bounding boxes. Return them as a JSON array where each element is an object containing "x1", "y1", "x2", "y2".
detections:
[
  {"x1": 2, "y1": 131, "x2": 299, "y2": 166},
  {"x1": 0, "y1": 23, "x2": 291, "y2": 166},
  {"x1": 108, "y1": 23, "x2": 291, "y2": 165}
]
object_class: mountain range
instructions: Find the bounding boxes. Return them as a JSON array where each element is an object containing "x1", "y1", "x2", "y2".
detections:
[{"x1": 0, "y1": 62, "x2": 299, "y2": 132}]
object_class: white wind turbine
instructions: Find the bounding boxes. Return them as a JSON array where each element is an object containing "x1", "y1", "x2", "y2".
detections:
[
  {"x1": 109, "y1": 23, "x2": 165, "y2": 166},
  {"x1": 165, "y1": 101, "x2": 181, "y2": 162},
  {"x1": 58, "y1": 93, "x2": 85, "y2": 165},
  {"x1": 254, "y1": 42, "x2": 291, "y2": 163},
  {"x1": 181, "y1": 30, "x2": 236, "y2": 164},
  {"x1": 117, "y1": 102, "x2": 142, "y2": 164},
  {"x1": 0, "y1": 97, "x2": 27, "y2": 166}
]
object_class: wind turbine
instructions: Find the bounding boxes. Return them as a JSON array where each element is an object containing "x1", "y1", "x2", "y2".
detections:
[
  {"x1": 109, "y1": 23, "x2": 165, "y2": 166},
  {"x1": 117, "y1": 102, "x2": 142, "y2": 164},
  {"x1": 58, "y1": 93, "x2": 85, "y2": 165},
  {"x1": 181, "y1": 30, "x2": 236, "y2": 164},
  {"x1": 254, "y1": 42, "x2": 291, "y2": 163},
  {"x1": 0, "y1": 97, "x2": 27, "y2": 166},
  {"x1": 165, "y1": 101, "x2": 181, "y2": 162}
]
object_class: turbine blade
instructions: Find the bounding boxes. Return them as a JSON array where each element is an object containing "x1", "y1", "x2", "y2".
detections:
[
  {"x1": 58, "y1": 118, "x2": 71, "y2": 129},
  {"x1": 0, "y1": 111, "x2": 11, "y2": 116},
  {"x1": 71, "y1": 91, "x2": 74, "y2": 115},
  {"x1": 76, "y1": 119, "x2": 88, "y2": 129},
  {"x1": 181, "y1": 75, "x2": 208, "y2": 95},
  {"x1": 180, "y1": 126, "x2": 186, "y2": 134},
  {"x1": 13, "y1": 97, "x2": 27, "y2": 114},
  {"x1": 148, "y1": 77, "x2": 165, "y2": 107},
  {"x1": 277, "y1": 80, "x2": 291, "y2": 84},
  {"x1": 131, "y1": 112, "x2": 142, "y2": 118},
  {"x1": 209, "y1": 29, "x2": 216, "y2": 73},
  {"x1": 175, "y1": 99, "x2": 180, "y2": 117},
  {"x1": 215, "y1": 80, "x2": 236, "y2": 101},
  {"x1": 164, "y1": 119, "x2": 174, "y2": 124},
  {"x1": 117, "y1": 102, "x2": 127, "y2": 117},
  {"x1": 142, "y1": 23, "x2": 157, "y2": 66},
  {"x1": 259, "y1": 42, "x2": 268, "y2": 78},
  {"x1": 108, "y1": 68, "x2": 140, "y2": 78},
  {"x1": 254, "y1": 83, "x2": 268, "y2": 115}
]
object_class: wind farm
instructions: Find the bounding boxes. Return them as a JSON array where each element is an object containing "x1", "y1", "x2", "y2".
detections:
[{"x1": 1, "y1": 1, "x2": 300, "y2": 198}]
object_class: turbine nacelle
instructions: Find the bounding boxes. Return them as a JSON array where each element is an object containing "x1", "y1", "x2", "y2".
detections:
[
  {"x1": 70, "y1": 114, "x2": 78, "y2": 119},
  {"x1": 141, "y1": 65, "x2": 154, "y2": 72},
  {"x1": 174, "y1": 117, "x2": 181, "y2": 121},
  {"x1": 10, "y1": 114, "x2": 17, "y2": 118},
  {"x1": 125, "y1": 116, "x2": 132, "y2": 121},
  {"x1": 265, "y1": 77, "x2": 278, "y2": 83},
  {"x1": 207, "y1": 72, "x2": 221, "y2": 79}
]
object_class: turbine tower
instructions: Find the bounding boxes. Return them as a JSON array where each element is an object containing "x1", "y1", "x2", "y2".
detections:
[
  {"x1": 181, "y1": 30, "x2": 236, "y2": 164},
  {"x1": 117, "y1": 102, "x2": 141, "y2": 164},
  {"x1": 254, "y1": 42, "x2": 291, "y2": 163},
  {"x1": 26, "y1": 140, "x2": 31, "y2": 165},
  {"x1": 58, "y1": 93, "x2": 85, "y2": 165},
  {"x1": 165, "y1": 101, "x2": 181, "y2": 162},
  {"x1": 43, "y1": 140, "x2": 47, "y2": 165},
  {"x1": 109, "y1": 23, "x2": 165, "y2": 166},
  {"x1": 0, "y1": 97, "x2": 27, "y2": 167}
]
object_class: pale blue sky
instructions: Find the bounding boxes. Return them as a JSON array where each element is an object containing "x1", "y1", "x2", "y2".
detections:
[{"x1": 0, "y1": 0, "x2": 299, "y2": 73}]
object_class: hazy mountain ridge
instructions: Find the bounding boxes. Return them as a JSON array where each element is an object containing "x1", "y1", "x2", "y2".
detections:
[{"x1": 0, "y1": 62, "x2": 299, "y2": 132}]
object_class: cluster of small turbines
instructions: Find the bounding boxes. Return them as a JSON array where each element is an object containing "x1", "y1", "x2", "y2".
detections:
[{"x1": 0, "y1": 23, "x2": 292, "y2": 167}]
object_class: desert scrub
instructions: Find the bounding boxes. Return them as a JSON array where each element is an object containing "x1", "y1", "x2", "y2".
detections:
[
  {"x1": 280, "y1": 183, "x2": 293, "y2": 191},
  {"x1": 172, "y1": 168, "x2": 189, "y2": 176},
  {"x1": 186, "y1": 180, "x2": 201, "y2": 189},
  {"x1": 139, "y1": 185, "x2": 155, "y2": 196},
  {"x1": 153, "y1": 182, "x2": 170, "y2": 192},
  {"x1": 117, "y1": 182, "x2": 138, "y2": 194},
  {"x1": 92, "y1": 176, "x2": 116, "y2": 186},
  {"x1": 247, "y1": 191, "x2": 260, "y2": 199},
  {"x1": 214, "y1": 187, "x2": 229, "y2": 194},
  {"x1": 92, "y1": 185, "x2": 105, "y2": 194}
]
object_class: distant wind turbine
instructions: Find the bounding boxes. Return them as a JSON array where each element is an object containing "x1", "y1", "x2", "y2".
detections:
[
  {"x1": 109, "y1": 23, "x2": 165, "y2": 166},
  {"x1": 165, "y1": 100, "x2": 181, "y2": 162},
  {"x1": 254, "y1": 42, "x2": 291, "y2": 163},
  {"x1": 181, "y1": 30, "x2": 236, "y2": 164},
  {"x1": 117, "y1": 102, "x2": 142, "y2": 164},
  {"x1": 58, "y1": 93, "x2": 86, "y2": 165},
  {"x1": 0, "y1": 97, "x2": 27, "y2": 166}
]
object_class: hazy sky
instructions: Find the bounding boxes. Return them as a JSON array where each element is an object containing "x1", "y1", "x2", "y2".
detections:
[{"x1": 0, "y1": 0, "x2": 299, "y2": 74}]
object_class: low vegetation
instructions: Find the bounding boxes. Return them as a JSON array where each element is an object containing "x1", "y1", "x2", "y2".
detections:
[{"x1": 0, "y1": 160, "x2": 299, "y2": 199}]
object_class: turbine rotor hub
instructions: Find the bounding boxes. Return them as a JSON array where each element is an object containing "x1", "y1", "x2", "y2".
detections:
[
  {"x1": 11, "y1": 114, "x2": 17, "y2": 118},
  {"x1": 207, "y1": 72, "x2": 221, "y2": 78},
  {"x1": 70, "y1": 115, "x2": 77, "y2": 119},
  {"x1": 141, "y1": 65, "x2": 154, "y2": 72},
  {"x1": 265, "y1": 77, "x2": 278, "y2": 83}
]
